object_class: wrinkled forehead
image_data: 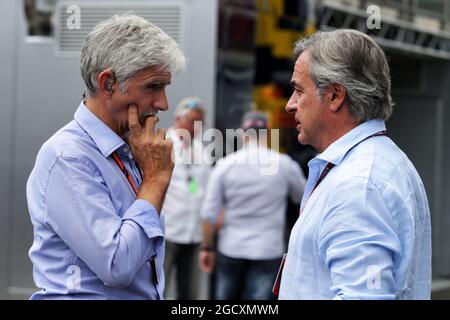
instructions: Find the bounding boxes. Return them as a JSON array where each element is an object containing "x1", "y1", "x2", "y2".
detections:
[
  {"x1": 291, "y1": 51, "x2": 313, "y2": 85},
  {"x1": 295, "y1": 51, "x2": 311, "y2": 72}
]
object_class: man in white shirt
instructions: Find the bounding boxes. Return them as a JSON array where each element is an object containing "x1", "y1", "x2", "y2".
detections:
[
  {"x1": 162, "y1": 97, "x2": 211, "y2": 299},
  {"x1": 199, "y1": 111, "x2": 306, "y2": 300}
]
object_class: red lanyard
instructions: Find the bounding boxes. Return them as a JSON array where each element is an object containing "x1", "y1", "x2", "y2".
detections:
[
  {"x1": 310, "y1": 162, "x2": 335, "y2": 195},
  {"x1": 302, "y1": 130, "x2": 387, "y2": 213},
  {"x1": 111, "y1": 152, "x2": 139, "y2": 195}
]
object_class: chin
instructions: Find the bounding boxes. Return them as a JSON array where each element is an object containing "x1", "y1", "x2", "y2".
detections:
[{"x1": 298, "y1": 134, "x2": 308, "y2": 146}]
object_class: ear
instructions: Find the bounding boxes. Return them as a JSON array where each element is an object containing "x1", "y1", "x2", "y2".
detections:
[
  {"x1": 97, "y1": 69, "x2": 116, "y2": 97},
  {"x1": 328, "y1": 83, "x2": 346, "y2": 113}
]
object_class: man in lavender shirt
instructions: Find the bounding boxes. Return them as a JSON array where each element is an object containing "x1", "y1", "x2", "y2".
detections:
[{"x1": 27, "y1": 14, "x2": 185, "y2": 299}]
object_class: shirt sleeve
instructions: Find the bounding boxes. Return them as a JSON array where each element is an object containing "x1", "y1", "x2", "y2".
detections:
[
  {"x1": 318, "y1": 176, "x2": 401, "y2": 300},
  {"x1": 286, "y1": 157, "x2": 306, "y2": 204},
  {"x1": 201, "y1": 161, "x2": 225, "y2": 224},
  {"x1": 44, "y1": 154, "x2": 164, "y2": 288}
]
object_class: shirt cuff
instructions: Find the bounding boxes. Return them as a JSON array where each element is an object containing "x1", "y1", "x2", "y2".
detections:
[{"x1": 122, "y1": 199, "x2": 164, "y2": 245}]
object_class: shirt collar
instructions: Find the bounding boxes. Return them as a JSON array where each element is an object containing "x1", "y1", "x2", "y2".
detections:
[
  {"x1": 74, "y1": 101, "x2": 126, "y2": 158},
  {"x1": 317, "y1": 119, "x2": 386, "y2": 165}
]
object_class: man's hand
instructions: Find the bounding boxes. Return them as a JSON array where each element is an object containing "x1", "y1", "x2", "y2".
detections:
[
  {"x1": 199, "y1": 221, "x2": 216, "y2": 273},
  {"x1": 199, "y1": 250, "x2": 215, "y2": 273},
  {"x1": 127, "y1": 104, "x2": 174, "y2": 213}
]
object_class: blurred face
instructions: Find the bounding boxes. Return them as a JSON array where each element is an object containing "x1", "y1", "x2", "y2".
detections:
[
  {"x1": 175, "y1": 109, "x2": 204, "y2": 138},
  {"x1": 107, "y1": 66, "x2": 172, "y2": 136},
  {"x1": 285, "y1": 51, "x2": 328, "y2": 149}
]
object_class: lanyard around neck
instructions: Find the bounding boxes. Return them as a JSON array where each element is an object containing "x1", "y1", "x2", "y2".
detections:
[
  {"x1": 111, "y1": 152, "x2": 139, "y2": 195},
  {"x1": 302, "y1": 130, "x2": 387, "y2": 213}
]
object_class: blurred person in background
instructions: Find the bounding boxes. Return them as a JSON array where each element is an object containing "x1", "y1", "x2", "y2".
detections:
[
  {"x1": 199, "y1": 110, "x2": 306, "y2": 300},
  {"x1": 26, "y1": 14, "x2": 185, "y2": 299},
  {"x1": 280, "y1": 29, "x2": 431, "y2": 299},
  {"x1": 162, "y1": 97, "x2": 211, "y2": 300}
]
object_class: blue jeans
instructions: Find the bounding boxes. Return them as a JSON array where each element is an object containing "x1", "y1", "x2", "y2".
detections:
[{"x1": 214, "y1": 252, "x2": 281, "y2": 300}]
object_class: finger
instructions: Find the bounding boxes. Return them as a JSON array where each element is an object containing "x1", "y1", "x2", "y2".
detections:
[
  {"x1": 200, "y1": 260, "x2": 210, "y2": 273},
  {"x1": 128, "y1": 105, "x2": 142, "y2": 135},
  {"x1": 155, "y1": 128, "x2": 166, "y2": 140},
  {"x1": 169, "y1": 142, "x2": 176, "y2": 166},
  {"x1": 144, "y1": 114, "x2": 159, "y2": 135},
  {"x1": 206, "y1": 261, "x2": 213, "y2": 273}
]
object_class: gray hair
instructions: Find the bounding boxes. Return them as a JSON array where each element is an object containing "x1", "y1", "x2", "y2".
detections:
[
  {"x1": 293, "y1": 29, "x2": 393, "y2": 121},
  {"x1": 81, "y1": 13, "x2": 186, "y2": 96}
]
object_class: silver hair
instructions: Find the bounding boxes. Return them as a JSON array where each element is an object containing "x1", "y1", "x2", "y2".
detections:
[
  {"x1": 81, "y1": 13, "x2": 186, "y2": 96},
  {"x1": 293, "y1": 29, "x2": 393, "y2": 121}
]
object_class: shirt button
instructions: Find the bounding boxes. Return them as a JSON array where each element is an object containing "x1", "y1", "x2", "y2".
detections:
[{"x1": 123, "y1": 147, "x2": 129, "y2": 153}]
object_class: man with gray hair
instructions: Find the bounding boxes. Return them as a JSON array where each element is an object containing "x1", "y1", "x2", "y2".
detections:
[
  {"x1": 279, "y1": 29, "x2": 431, "y2": 299},
  {"x1": 27, "y1": 14, "x2": 185, "y2": 299}
]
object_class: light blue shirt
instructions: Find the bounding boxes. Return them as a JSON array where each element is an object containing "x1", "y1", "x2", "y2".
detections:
[
  {"x1": 279, "y1": 119, "x2": 431, "y2": 300},
  {"x1": 27, "y1": 102, "x2": 165, "y2": 299}
]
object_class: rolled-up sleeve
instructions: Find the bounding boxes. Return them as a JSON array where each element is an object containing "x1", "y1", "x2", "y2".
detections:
[
  {"x1": 318, "y1": 176, "x2": 401, "y2": 300},
  {"x1": 44, "y1": 154, "x2": 164, "y2": 288}
]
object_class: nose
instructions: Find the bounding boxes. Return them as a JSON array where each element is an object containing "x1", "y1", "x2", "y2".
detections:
[
  {"x1": 285, "y1": 93, "x2": 297, "y2": 114},
  {"x1": 154, "y1": 89, "x2": 169, "y2": 112}
]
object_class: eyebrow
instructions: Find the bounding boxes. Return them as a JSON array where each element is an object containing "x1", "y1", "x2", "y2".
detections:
[
  {"x1": 290, "y1": 80, "x2": 303, "y2": 90},
  {"x1": 142, "y1": 80, "x2": 171, "y2": 87}
]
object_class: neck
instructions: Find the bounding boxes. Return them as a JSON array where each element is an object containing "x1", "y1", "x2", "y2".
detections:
[
  {"x1": 316, "y1": 117, "x2": 359, "y2": 153},
  {"x1": 85, "y1": 96, "x2": 123, "y2": 137}
]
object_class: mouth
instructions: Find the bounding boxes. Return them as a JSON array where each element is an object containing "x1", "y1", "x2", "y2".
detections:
[
  {"x1": 140, "y1": 109, "x2": 158, "y2": 125},
  {"x1": 295, "y1": 118, "x2": 301, "y2": 132}
]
